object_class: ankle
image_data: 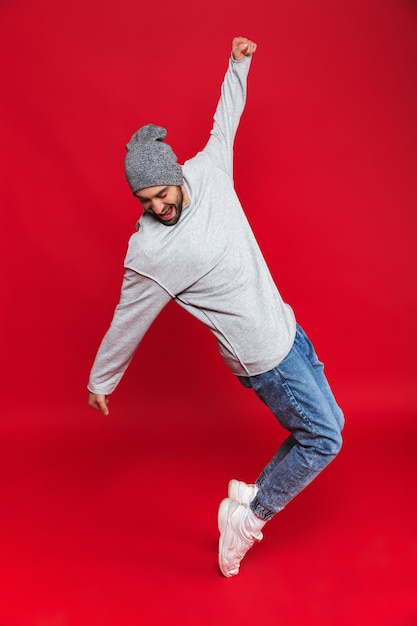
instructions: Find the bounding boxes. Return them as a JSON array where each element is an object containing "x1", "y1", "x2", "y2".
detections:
[{"x1": 246, "y1": 507, "x2": 267, "y2": 534}]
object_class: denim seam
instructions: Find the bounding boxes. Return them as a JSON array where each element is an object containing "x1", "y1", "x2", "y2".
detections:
[{"x1": 273, "y1": 368, "x2": 315, "y2": 432}]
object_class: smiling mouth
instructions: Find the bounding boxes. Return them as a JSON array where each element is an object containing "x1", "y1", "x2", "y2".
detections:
[{"x1": 160, "y1": 206, "x2": 175, "y2": 220}]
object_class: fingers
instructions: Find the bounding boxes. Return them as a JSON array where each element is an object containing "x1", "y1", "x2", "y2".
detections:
[
  {"x1": 232, "y1": 37, "x2": 257, "y2": 61},
  {"x1": 88, "y1": 392, "x2": 110, "y2": 416},
  {"x1": 98, "y1": 398, "x2": 110, "y2": 416}
]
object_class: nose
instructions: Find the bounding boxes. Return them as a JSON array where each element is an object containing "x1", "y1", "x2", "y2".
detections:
[{"x1": 151, "y1": 198, "x2": 165, "y2": 214}]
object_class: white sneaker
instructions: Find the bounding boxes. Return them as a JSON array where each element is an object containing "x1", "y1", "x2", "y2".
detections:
[
  {"x1": 228, "y1": 479, "x2": 258, "y2": 507},
  {"x1": 218, "y1": 497, "x2": 265, "y2": 578}
]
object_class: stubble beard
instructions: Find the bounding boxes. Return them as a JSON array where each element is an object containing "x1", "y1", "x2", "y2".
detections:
[{"x1": 156, "y1": 186, "x2": 184, "y2": 227}]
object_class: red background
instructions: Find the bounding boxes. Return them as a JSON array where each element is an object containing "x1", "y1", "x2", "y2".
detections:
[{"x1": 1, "y1": 0, "x2": 416, "y2": 624}]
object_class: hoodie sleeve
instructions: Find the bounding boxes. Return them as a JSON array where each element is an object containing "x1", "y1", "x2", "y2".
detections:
[
  {"x1": 88, "y1": 268, "x2": 171, "y2": 395},
  {"x1": 200, "y1": 55, "x2": 251, "y2": 177}
]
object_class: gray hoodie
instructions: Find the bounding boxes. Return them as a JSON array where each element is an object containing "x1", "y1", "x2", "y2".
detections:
[{"x1": 88, "y1": 55, "x2": 296, "y2": 395}]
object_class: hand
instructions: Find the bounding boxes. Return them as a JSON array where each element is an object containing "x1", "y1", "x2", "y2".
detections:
[
  {"x1": 88, "y1": 392, "x2": 110, "y2": 416},
  {"x1": 232, "y1": 37, "x2": 257, "y2": 61}
]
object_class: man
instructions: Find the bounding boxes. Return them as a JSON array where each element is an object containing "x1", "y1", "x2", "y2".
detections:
[{"x1": 88, "y1": 37, "x2": 344, "y2": 578}]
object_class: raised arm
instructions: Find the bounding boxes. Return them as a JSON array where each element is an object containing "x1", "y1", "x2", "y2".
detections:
[{"x1": 201, "y1": 37, "x2": 257, "y2": 175}]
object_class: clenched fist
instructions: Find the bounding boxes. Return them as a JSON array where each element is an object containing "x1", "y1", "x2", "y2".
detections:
[{"x1": 232, "y1": 37, "x2": 257, "y2": 61}]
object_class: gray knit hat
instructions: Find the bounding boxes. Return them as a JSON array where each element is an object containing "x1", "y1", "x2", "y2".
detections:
[{"x1": 124, "y1": 124, "x2": 183, "y2": 193}]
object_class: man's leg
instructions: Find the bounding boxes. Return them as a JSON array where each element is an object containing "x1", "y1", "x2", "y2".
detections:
[
  {"x1": 219, "y1": 325, "x2": 343, "y2": 576},
  {"x1": 248, "y1": 324, "x2": 344, "y2": 520}
]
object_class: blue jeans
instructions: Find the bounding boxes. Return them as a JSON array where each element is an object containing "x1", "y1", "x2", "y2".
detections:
[{"x1": 237, "y1": 324, "x2": 344, "y2": 521}]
